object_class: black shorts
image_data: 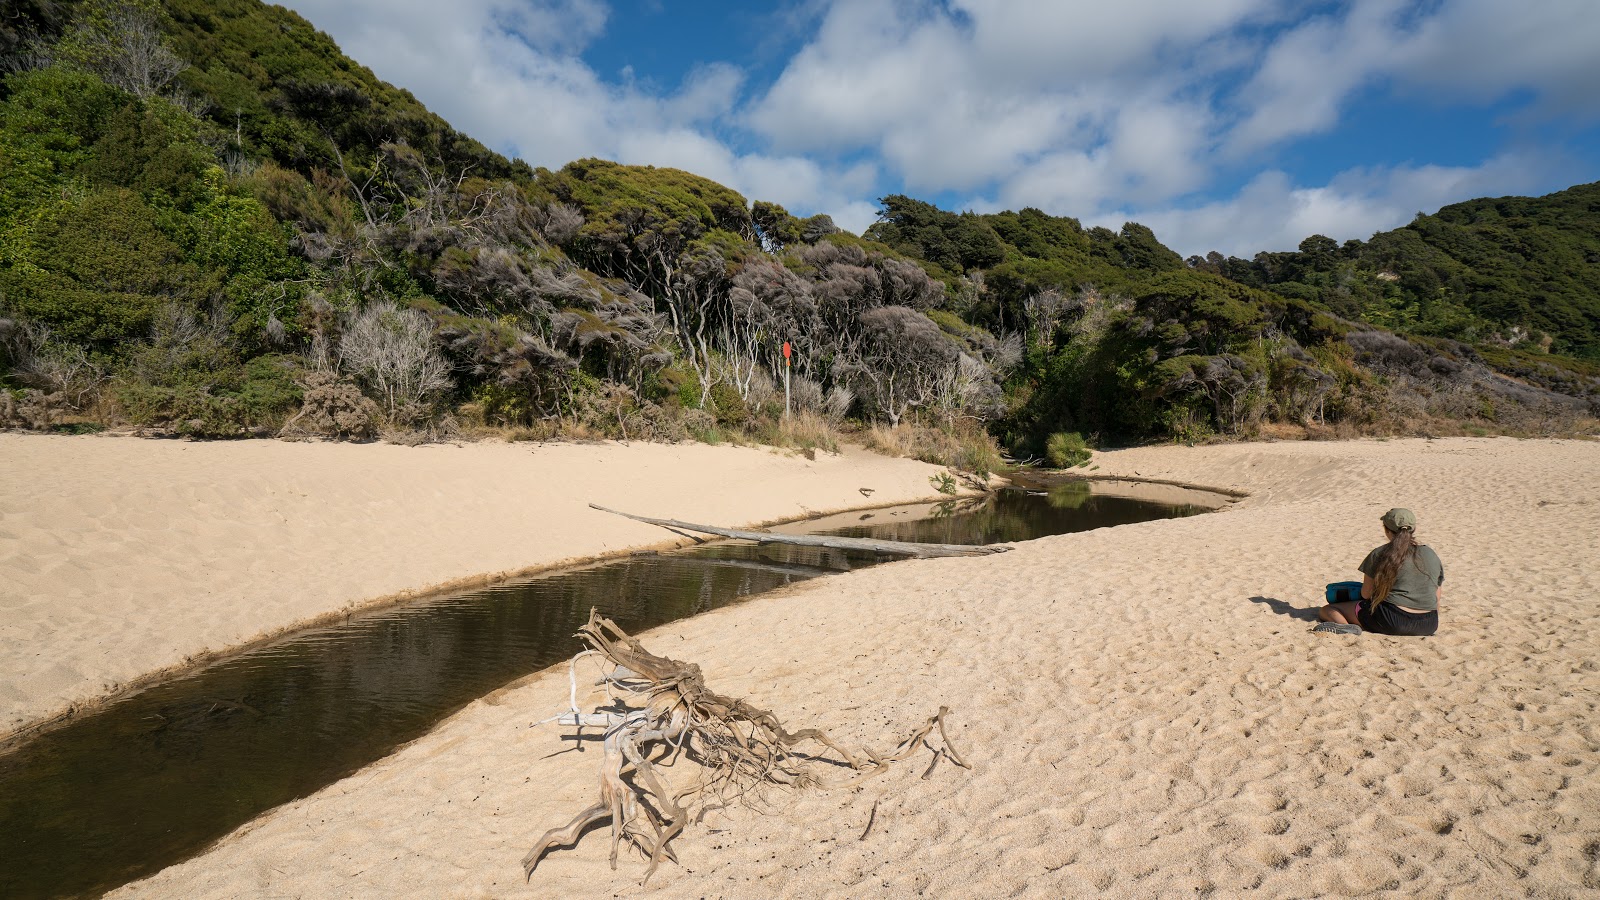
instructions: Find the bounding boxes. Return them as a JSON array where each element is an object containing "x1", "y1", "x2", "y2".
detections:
[{"x1": 1358, "y1": 601, "x2": 1438, "y2": 636}]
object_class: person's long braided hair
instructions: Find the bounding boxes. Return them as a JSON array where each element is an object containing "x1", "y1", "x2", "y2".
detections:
[{"x1": 1368, "y1": 525, "x2": 1418, "y2": 608}]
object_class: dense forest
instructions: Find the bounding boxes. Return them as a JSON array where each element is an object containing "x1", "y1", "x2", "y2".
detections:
[{"x1": 2, "y1": 0, "x2": 1595, "y2": 473}]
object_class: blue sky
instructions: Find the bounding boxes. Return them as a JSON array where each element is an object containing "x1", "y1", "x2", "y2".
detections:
[{"x1": 279, "y1": 0, "x2": 1600, "y2": 257}]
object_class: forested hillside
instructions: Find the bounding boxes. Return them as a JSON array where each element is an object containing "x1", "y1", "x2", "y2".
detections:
[
  {"x1": 864, "y1": 196, "x2": 1597, "y2": 450},
  {"x1": 1199, "y1": 185, "x2": 1600, "y2": 359},
  {"x1": 1, "y1": 0, "x2": 1594, "y2": 468}
]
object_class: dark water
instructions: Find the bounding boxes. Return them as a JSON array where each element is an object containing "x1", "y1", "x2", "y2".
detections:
[{"x1": 0, "y1": 484, "x2": 1212, "y2": 899}]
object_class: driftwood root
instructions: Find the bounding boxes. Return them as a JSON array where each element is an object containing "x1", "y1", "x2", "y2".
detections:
[{"x1": 521, "y1": 609, "x2": 967, "y2": 883}]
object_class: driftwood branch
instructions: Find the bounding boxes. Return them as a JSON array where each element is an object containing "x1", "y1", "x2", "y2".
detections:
[
  {"x1": 522, "y1": 610, "x2": 969, "y2": 884},
  {"x1": 589, "y1": 503, "x2": 1008, "y2": 559}
]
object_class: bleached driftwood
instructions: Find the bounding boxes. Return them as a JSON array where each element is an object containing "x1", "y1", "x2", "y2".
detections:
[
  {"x1": 522, "y1": 610, "x2": 969, "y2": 883},
  {"x1": 589, "y1": 503, "x2": 1008, "y2": 559}
]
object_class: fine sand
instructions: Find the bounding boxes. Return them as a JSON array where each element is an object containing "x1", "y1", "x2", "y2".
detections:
[
  {"x1": 0, "y1": 434, "x2": 956, "y2": 741},
  {"x1": 22, "y1": 436, "x2": 1600, "y2": 897},
  {"x1": 15, "y1": 432, "x2": 1600, "y2": 890}
]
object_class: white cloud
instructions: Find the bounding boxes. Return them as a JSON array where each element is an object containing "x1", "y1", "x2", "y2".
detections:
[
  {"x1": 1390, "y1": 0, "x2": 1600, "y2": 118},
  {"x1": 1225, "y1": 0, "x2": 1411, "y2": 155},
  {"x1": 746, "y1": 1, "x2": 1252, "y2": 203},
  {"x1": 274, "y1": 0, "x2": 1599, "y2": 251},
  {"x1": 1225, "y1": 0, "x2": 1600, "y2": 157},
  {"x1": 1114, "y1": 151, "x2": 1558, "y2": 257},
  {"x1": 277, "y1": 0, "x2": 870, "y2": 228},
  {"x1": 953, "y1": 0, "x2": 1278, "y2": 82}
]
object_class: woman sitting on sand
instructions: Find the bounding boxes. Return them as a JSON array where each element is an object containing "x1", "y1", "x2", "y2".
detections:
[{"x1": 1319, "y1": 508, "x2": 1442, "y2": 636}]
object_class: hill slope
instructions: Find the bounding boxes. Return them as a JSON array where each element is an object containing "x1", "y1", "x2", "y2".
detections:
[
  {"x1": 1, "y1": 0, "x2": 1593, "y2": 456},
  {"x1": 1202, "y1": 182, "x2": 1600, "y2": 361}
]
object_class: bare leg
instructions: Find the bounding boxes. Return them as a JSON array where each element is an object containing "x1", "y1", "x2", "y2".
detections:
[{"x1": 1318, "y1": 601, "x2": 1362, "y2": 625}]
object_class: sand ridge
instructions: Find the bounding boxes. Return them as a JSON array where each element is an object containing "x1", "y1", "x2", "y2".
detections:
[
  {"x1": 103, "y1": 436, "x2": 1600, "y2": 898},
  {"x1": 0, "y1": 434, "x2": 957, "y2": 741}
]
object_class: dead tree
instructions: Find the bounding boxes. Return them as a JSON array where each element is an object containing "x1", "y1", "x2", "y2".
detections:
[{"x1": 522, "y1": 610, "x2": 969, "y2": 883}]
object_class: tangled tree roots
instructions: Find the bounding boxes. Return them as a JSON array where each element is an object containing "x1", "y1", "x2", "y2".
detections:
[{"x1": 522, "y1": 609, "x2": 970, "y2": 883}]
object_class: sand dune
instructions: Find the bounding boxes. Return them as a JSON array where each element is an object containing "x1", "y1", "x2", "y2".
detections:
[
  {"x1": 0, "y1": 434, "x2": 953, "y2": 741},
  {"x1": 106, "y1": 436, "x2": 1600, "y2": 898}
]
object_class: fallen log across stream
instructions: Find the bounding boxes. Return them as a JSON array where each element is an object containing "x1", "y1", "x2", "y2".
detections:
[{"x1": 589, "y1": 503, "x2": 1010, "y2": 559}]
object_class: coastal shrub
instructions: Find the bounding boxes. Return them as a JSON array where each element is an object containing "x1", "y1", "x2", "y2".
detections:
[
  {"x1": 116, "y1": 380, "x2": 262, "y2": 437},
  {"x1": 681, "y1": 408, "x2": 721, "y2": 444},
  {"x1": 0, "y1": 388, "x2": 65, "y2": 430},
  {"x1": 708, "y1": 381, "x2": 750, "y2": 426},
  {"x1": 280, "y1": 371, "x2": 378, "y2": 440},
  {"x1": 1046, "y1": 431, "x2": 1092, "y2": 468},
  {"x1": 112, "y1": 358, "x2": 301, "y2": 437},
  {"x1": 338, "y1": 301, "x2": 453, "y2": 426},
  {"x1": 0, "y1": 319, "x2": 107, "y2": 410},
  {"x1": 0, "y1": 187, "x2": 195, "y2": 347},
  {"x1": 642, "y1": 361, "x2": 700, "y2": 409},
  {"x1": 569, "y1": 382, "x2": 688, "y2": 442}
]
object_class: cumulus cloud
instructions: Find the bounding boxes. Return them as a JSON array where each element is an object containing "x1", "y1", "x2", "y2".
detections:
[
  {"x1": 1390, "y1": 0, "x2": 1600, "y2": 118},
  {"x1": 747, "y1": 0, "x2": 1250, "y2": 192},
  {"x1": 1112, "y1": 151, "x2": 1560, "y2": 257},
  {"x1": 752, "y1": 0, "x2": 1599, "y2": 247},
  {"x1": 277, "y1": 0, "x2": 864, "y2": 222},
  {"x1": 1225, "y1": 0, "x2": 1411, "y2": 155},
  {"x1": 276, "y1": 0, "x2": 1599, "y2": 251},
  {"x1": 1227, "y1": 0, "x2": 1600, "y2": 154},
  {"x1": 953, "y1": 0, "x2": 1279, "y2": 82}
]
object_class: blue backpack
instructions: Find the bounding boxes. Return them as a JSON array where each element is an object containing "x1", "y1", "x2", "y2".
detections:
[{"x1": 1325, "y1": 581, "x2": 1362, "y2": 604}]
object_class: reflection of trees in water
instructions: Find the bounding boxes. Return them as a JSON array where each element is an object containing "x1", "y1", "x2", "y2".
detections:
[
  {"x1": 829, "y1": 487, "x2": 1204, "y2": 547},
  {"x1": 932, "y1": 494, "x2": 994, "y2": 518},
  {"x1": 1047, "y1": 481, "x2": 1092, "y2": 510}
]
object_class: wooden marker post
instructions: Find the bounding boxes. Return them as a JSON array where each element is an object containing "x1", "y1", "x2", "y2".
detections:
[{"x1": 782, "y1": 340, "x2": 792, "y2": 418}]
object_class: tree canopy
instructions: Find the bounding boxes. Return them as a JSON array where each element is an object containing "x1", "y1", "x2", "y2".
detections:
[{"x1": 2, "y1": 0, "x2": 1593, "y2": 452}]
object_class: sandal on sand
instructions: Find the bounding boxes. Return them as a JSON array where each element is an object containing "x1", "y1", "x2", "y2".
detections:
[{"x1": 1312, "y1": 622, "x2": 1362, "y2": 635}]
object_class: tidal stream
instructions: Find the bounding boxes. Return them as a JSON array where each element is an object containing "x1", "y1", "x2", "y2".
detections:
[{"x1": 0, "y1": 480, "x2": 1221, "y2": 899}]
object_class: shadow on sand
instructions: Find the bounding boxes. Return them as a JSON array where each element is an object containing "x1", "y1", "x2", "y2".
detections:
[{"x1": 1248, "y1": 595, "x2": 1322, "y2": 622}]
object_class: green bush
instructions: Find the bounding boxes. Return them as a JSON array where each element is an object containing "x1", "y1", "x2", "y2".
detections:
[
  {"x1": 641, "y1": 361, "x2": 700, "y2": 409},
  {"x1": 238, "y1": 354, "x2": 303, "y2": 419},
  {"x1": 1, "y1": 188, "x2": 194, "y2": 346},
  {"x1": 115, "y1": 353, "x2": 302, "y2": 436},
  {"x1": 1046, "y1": 431, "x2": 1091, "y2": 468},
  {"x1": 708, "y1": 381, "x2": 749, "y2": 426}
]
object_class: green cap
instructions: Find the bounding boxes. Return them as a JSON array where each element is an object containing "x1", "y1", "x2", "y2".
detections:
[{"x1": 1381, "y1": 508, "x2": 1416, "y2": 531}]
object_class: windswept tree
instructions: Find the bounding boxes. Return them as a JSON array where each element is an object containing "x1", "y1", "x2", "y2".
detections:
[
  {"x1": 846, "y1": 305, "x2": 959, "y2": 426},
  {"x1": 339, "y1": 301, "x2": 452, "y2": 425},
  {"x1": 725, "y1": 257, "x2": 819, "y2": 392}
]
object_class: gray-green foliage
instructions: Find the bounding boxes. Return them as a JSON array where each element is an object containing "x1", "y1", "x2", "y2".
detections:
[{"x1": 2, "y1": 0, "x2": 1591, "y2": 453}]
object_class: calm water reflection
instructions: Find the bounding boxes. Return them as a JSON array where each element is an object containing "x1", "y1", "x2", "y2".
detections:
[{"x1": 0, "y1": 483, "x2": 1214, "y2": 899}]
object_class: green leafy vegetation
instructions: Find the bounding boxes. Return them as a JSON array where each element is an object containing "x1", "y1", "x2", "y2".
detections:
[
  {"x1": 1199, "y1": 184, "x2": 1600, "y2": 362},
  {"x1": 1, "y1": 0, "x2": 1594, "y2": 460},
  {"x1": 1045, "y1": 432, "x2": 1091, "y2": 468}
]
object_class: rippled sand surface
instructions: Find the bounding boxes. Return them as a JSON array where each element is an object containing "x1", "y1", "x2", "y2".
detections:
[{"x1": 102, "y1": 437, "x2": 1600, "y2": 898}]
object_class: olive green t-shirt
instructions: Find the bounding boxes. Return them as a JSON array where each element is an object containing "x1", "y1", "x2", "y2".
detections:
[{"x1": 1359, "y1": 544, "x2": 1443, "y2": 611}]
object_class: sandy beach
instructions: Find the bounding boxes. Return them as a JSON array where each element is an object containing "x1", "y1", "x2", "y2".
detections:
[
  {"x1": 10, "y1": 435, "x2": 1600, "y2": 897},
  {"x1": 0, "y1": 434, "x2": 955, "y2": 742}
]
